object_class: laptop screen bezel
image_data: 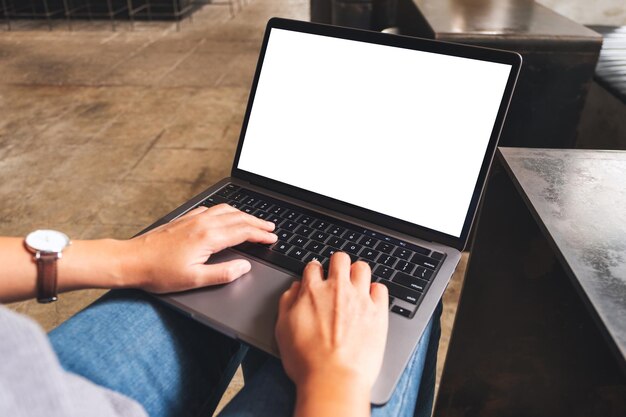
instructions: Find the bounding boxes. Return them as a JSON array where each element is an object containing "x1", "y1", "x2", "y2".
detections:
[{"x1": 230, "y1": 18, "x2": 521, "y2": 251}]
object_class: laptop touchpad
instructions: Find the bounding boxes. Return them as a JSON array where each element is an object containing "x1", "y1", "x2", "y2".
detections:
[{"x1": 160, "y1": 249, "x2": 295, "y2": 356}]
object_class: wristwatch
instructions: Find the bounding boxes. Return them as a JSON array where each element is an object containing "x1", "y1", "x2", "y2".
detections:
[{"x1": 24, "y1": 230, "x2": 71, "y2": 303}]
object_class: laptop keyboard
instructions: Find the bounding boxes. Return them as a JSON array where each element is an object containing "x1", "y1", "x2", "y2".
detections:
[{"x1": 198, "y1": 184, "x2": 446, "y2": 319}]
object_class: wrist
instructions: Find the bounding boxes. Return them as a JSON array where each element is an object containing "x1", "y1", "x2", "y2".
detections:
[
  {"x1": 110, "y1": 239, "x2": 146, "y2": 289},
  {"x1": 298, "y1": 369, "x2": 372, "y2": 396},
  {"x1": 295, "y1": 370, "x2": 371, "y2": 417},
  {"x1": 58, "y1": 239, "x2": 132, "y2": 291}
]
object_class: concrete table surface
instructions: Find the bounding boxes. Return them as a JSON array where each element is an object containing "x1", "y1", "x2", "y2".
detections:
[
  {"x1": 500, "y1": 147, "x2": 626, "y2": 365},
  {"x1": 435, "y1": 147, "x2": 625, "y2": 416}
]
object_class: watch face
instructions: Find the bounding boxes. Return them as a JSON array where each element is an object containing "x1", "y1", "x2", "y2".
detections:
[{"x1": 25, "y1": 230, "x2": 70, "y2": 253}]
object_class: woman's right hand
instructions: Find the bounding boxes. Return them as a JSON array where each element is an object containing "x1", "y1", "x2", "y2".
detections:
[{"x1": 275, "y1": 252, "x2": 389, "y2": 417}]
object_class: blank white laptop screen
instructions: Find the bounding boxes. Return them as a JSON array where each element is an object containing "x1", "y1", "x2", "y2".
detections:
[{"x1": 237, "y1": 28, "x2": 512, "y2": 238}]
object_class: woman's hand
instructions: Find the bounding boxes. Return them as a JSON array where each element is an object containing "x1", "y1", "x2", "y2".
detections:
[
  {"x1": 0, "y1": 204, "x2": 276, "y2": 303},
  {"x1": 124, "y1": 204, "x2": 277, "y2": 293},
  {"x1": 275, "y1": 252, "x2": 389, "y2": 417}
]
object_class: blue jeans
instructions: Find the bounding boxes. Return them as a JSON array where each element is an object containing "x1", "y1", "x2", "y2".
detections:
[{"x1": 49, "y1": 290, "x2": 441, "y2": 417}]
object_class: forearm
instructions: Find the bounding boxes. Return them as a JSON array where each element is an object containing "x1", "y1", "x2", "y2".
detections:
[
  {"x1": 0, "y1": 206, "x2": 277, "y2": 303},
  {"x1": 0, "y1": 237, "x2": 133, "y2": 303},
  {"x1": 294, "y1": 373, "x2": 371, "y2": 417}
]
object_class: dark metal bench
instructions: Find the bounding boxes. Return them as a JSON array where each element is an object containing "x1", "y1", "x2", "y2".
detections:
[
  {"x1": 575, "y1": 25, "x2": 626, "y2": 150},
  {"x1": 589, "y1": 25, "x2": 626, "y2": 104}
]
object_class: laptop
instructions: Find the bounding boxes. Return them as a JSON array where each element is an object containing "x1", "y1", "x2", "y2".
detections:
[{"x1": 139, "y1": 18, "x2": 521, "y2": 404}]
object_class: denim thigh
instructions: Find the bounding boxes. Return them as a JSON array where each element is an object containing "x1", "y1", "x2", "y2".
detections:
[{"x1": 49, "y1": 290, "x2": 242, "y2": 417}]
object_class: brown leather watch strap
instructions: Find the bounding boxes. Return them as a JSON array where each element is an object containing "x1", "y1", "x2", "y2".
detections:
[{"x1": 36, "y1": 252, "x2": 59, "y2": 303}]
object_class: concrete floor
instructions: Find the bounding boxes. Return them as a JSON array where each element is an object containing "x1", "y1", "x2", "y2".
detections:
[{"x1": 0, "y1": 1, "x2": 467, "y2": 413}]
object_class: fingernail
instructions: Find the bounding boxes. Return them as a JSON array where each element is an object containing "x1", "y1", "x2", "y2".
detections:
[
  {"x1": 237, "y1": 261, "x2": 251, "y2": 275},
  {"x1": 266, "y1": 221, "x2": 275, "y2": 229}
]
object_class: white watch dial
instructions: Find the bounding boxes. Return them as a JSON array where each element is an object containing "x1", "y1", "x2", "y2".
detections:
[{"x1": 25, "y1": 230, "x2": 71, "y2": 253}]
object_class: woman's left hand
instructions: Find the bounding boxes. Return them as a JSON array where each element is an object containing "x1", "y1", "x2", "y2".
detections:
[{"x1": 124, "y1": 204, "x2": 277, "y2": 293}]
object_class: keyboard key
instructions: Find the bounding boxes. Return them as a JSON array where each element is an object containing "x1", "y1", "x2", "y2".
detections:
[
  {"x1": 377, "y1": 279, "x2": 421, "y2": 305},
  {"x1": 256, "y1": 201, "x2": 272, "y2": 211},
  {"x1": 312, "y1": 231, "x2": 330, "y2": 242},
  {"x1": 240, "y1": 205, "x2": 255, "y2": 214},
  {"x1": 303, "y1": 253, "x2": 327, "y2": 265},
  {"x1": 243, "y1": 197, "x2": 258, "y2": 206},
  {"x1": 359, "y1": 236, "x2": 379, "y2": 248},
  {"x1": 298, "y1": 216, "x2": 314, "y2": 225},
  {"x1": 266, "y1": 215, "x2": 284, "y2": 227},
  {"x1": 367, "y1": 230, "x2": 390, "y2": 241},
  {"x1": 271, "y1": 206, "x2": 290, "y2": 217},
  {"x1": 393, "y1": 272, "x2": 428, "y2": 293},
  {"x1": 344, "y1": 230, "x2": 362, "y2": 242},
  {"x1": 320, "y1": 246, "x2": 338, "y2": 258},
  {"x1": 346, "y1": 253, "x2": 359, "y2": 263},
  {"x1": 407, "y1": 243, "x2": 431, "y2": 256},
  {"x1": 312, "y1": 220, "x2": 330, "y2": 231},
  {"x1": 360, "y1": 248, "x2": 381, "y2": 262},
  {"x1": 275, "y1": 229, "x2": 294, "y2": 241},
  {"x1": 359, "y1": 259, "x2": 377, "y2": 269},
  {"x1": 284, "y1": 211, "x2": 301, "y2": 221},
  {"x1": 282, "y1": 221, "x2": 298, "y2": 231},
  {"x1": 391, "y1": 305, "x2": 412, "y2": 318},
  {"x1": 304, "y1": 240, "x2": 324, "y2": 253},
  {"x1": 205, "y1": 195, "x2": 228, "y2": 205},
  {"x1": 328, "y1": 226, "x2": 346, "y2": 236},
  {"x1": 216, "y1": 186, "x2": 237, "y2": 198},
  {"x1": 290, "y1": 235, "x2": 308, "y2": 247},
  {"x1": 393, "y1": 247, "x2": 414, "y2": 260},
  {"x1": 431, "y1": 251, "x2": 445, "y2": 261},
  {"x1": 395, "y1": 260, "x2": 416, "y2": 274},
  {"x1": 411, "y1": 253, "x2": 440, "y2": 270},
  {"x1": 272, "y1": 241, "x2": 292, "y2": 254},
  {"x1": 376, "y1": 242, "x2": 395, "y2": 254},
  {"x1": 413, "y1": 266, "x2": 434, "y2": 281},
  {"x1": 379, "y1": 255, "x2": 398, "y2": 267},
  {"x1": 295, "y1": 225, "x2": 314, "y2": 237},
  {"x1": 288, "y1": 247, "x2": 309, "y2": 261},
  {"x1": 327, "y1": 236, "x2": 346, "y2": 249},
  {"x1": 253, "y1": 210, "x2": 269, "y2": 219},
  {"x1": 343, "y1": 243, "x2": 362, "y2": 255},
  {"x1": 373, "y1": 265, "x2": 394, "y2": 279},
  {"x1": 229, "y1": 201, "x2": 242, "y2": 209},
  {"x1": 229, "y1": 192, "x2": 247, "y2": 202},
  {"x1": 364, "y1": 230, "x2": 429, "y2": 255}
]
